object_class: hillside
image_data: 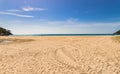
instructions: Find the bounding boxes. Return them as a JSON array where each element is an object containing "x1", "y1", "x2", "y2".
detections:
[
  {"x1": 114, "y1": 30, "x2": 120, "y2": 35},
  {"x1": 0, "y1": 27, "x2": 13, "y2": 36}
]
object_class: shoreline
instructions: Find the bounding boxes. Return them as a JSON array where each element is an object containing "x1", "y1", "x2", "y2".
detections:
[{"x1": 13, "y1": 34, "x2": 116, "y2": 36}]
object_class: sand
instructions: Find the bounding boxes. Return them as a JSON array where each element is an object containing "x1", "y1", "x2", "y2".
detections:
[{"x1": 0, "y1": 36, "x2": 120, "y2": 74}]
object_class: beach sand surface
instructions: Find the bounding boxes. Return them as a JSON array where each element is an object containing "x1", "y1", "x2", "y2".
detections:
[{"x1": 0, "y1": 36, "x2": 120, "y2": 74}]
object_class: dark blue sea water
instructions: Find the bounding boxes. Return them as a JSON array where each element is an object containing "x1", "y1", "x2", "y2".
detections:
[{"x1": 14, "y1": 34, "x2": 116, "y2": 36}]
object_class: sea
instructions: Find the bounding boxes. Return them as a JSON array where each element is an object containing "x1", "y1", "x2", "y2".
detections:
[{"x1": 14, "y1": 34, "x2": 117, "y2": 36}]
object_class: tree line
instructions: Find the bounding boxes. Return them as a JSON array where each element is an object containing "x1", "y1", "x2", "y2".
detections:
[{"x1": 0, "y1": 27, "x2": 13, "y2": 36}]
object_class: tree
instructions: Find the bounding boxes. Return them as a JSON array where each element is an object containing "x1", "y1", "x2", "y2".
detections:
[
  {"x1": 0, "y1": 27, "x2": 13, "y2": 36},
  {"x1": 114, "y1": 30, "x2": 120, "y2": 35}
]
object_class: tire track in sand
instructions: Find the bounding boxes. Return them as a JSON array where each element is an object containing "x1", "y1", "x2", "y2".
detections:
[{"x1": 53, "y1": 47, "x2": 82, "y2": 69}]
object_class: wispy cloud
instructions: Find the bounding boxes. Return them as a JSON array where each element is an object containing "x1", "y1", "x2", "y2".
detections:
[
  {"x1": 7, "y1": 9, "x2": 22, "y2": 12},
  {"x1": 0, "y1": 11, "x2": 34, "y2": 18},
  {"x1": 22, "y1": 6, "x2": 46, "y2": 11}
]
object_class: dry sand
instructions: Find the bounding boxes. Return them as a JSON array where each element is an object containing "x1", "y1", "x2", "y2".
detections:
[{"x1": 0, "y1": 36, "x2": 120, "y2": 74}]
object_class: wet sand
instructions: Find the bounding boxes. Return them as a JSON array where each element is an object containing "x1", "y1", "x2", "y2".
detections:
[{"x1": 0, "y1": 36, "x2": 120, "y2": 74}]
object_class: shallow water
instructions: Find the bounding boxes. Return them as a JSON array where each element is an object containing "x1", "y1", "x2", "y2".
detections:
[{"x1": 0, "y1": 40, "x2": 13, "y2": 44}]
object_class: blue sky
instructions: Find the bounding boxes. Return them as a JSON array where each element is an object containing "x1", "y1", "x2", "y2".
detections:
[{"x1": 0, "y1": 0, "x2": 120, "y2": 34}]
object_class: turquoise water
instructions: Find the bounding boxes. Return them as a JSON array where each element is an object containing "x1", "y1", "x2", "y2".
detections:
[{"x1": 14, "y1": 34, "x2": 116, "y2": 36}]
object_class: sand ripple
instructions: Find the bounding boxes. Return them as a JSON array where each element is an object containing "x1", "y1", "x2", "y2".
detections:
[{"x1": 0, "y1": 36, "x2": 120, "y2": 74}]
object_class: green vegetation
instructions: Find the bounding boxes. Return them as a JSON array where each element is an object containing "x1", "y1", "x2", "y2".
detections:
[
  {"x1": 114, "y1": 30, "x2": 120, "y2": 35},
  {"x1": 0, "y1": 27, "x2": 13, "y2": 36}
]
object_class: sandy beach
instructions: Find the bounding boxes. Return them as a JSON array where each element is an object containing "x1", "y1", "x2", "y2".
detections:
[{"x1": 0, "y1": 36, "x2": 120, "y2": 74}]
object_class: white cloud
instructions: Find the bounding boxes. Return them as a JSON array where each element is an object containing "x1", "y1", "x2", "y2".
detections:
[
  {"x1": 22, "y1": 6, "x2": 46, "y2": 11},
  {"x1": 7, "y1": 9, "x2": 22, "y2": 12},
  {"x1": 0, "y1": 11, "x2": 34, "y2": 18}
]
